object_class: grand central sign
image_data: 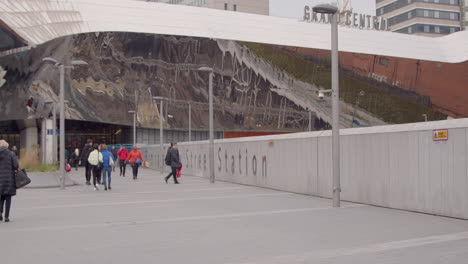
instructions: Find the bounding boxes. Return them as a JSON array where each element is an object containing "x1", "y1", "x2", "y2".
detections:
[{"x1": 303, "y1": 6, "x2": 389, "y2": 31}]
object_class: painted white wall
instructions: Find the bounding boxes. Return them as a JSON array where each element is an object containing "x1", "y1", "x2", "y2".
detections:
[{"x1": 141, "y1": 118, "x2": 468, "y2": 219}]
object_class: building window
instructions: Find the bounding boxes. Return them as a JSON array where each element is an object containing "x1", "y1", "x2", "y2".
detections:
[
  {"x1": 233, "y1": 4, "x2": 237, "y2": 11},
  {"x1": 450, "y1": 27, "x2": 455, "y2": 33},
  {"x1": 449, "y1": 13, "x2": 455, "y2": 19},
  {"x1": 378, "y1": 57, "x2": 390, "y2": 65},
  {"x1": 408, "y1": 26, "x2": 413, "y2": 33},
  {"x1": 423, "y1": 10, "x2": 429, "y2": 17},
  {"x1": 435, "y1": 26, "x2": 440, "y2": 33},
  {"x1": 224, "y1": 3, "x2": 228, "y2": 10},
  {"x1": 434, "y1": 11, "x2": 439, "y2": 18},
  {"x1": 424, "y1": 25, "x2": 430, "y2": 32}
]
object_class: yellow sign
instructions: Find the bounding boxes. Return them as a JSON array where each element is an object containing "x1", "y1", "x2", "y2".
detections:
[{"x1": 433, "y1": 129, "x2": 448, "y2": 141}]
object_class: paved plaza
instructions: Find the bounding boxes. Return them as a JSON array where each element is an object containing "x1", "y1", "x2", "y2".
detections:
[{"x1": 1, "y1": 168, "x2": 468, "y2": 264}]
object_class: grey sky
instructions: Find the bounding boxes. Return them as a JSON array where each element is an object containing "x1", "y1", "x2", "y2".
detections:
[{"x1": 270, "y1": 0, "x2": 376, "y2": 19}]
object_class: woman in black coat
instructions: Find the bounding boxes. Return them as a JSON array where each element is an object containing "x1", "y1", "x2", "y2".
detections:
[{"x1": 0, "y1": 140, "x2": 19, "y2": 222}]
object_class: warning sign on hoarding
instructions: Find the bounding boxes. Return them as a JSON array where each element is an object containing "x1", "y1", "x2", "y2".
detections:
[{"x1": 433, "y1": 129, "x2": 448, "y2": 141}]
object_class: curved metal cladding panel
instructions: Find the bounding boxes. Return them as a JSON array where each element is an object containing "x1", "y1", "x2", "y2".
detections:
[{"x1": 0, "y1": 0, "x2": 467, "y2": 63}]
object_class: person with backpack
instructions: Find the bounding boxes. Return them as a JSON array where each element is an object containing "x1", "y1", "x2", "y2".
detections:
[
  {"x1": 101, "y1": 144, "x2": 113, "y2": 191},
  {"x1": 125, "y1": 146, "x2": 144, "y2": 180},
  {"x1": 164, "y1": 142, "x2": 173, "y2": 167},
  {"x1": 164, "y1": 142, "x2": 181, "y2": 184},
  {"x1": 87, "y1": 144, "x2": 103, "y2": 191}
]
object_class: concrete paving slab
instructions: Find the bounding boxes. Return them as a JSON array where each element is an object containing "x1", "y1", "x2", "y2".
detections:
[{"x1": 1, "y1": 168, "x2": 467, "y2": 264}]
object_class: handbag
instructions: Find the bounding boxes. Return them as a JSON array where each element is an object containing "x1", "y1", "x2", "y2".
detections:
[
  {"x1": 66, "y1": 162, "x2": 72, "y2": 172},
  {"x1": 176, "y1": 166, "x2": 182, "y2": 178},
  {"x1": 15, "y1": 169, "x2": 31, "y2": 189},
  {"x1": 110, "y1": 156, "x2": 114, "y2": 166}
]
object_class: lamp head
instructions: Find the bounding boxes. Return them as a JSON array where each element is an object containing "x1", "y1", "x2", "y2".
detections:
[
  {"x1": 42, "y1": 57, "x2": 60, "y2": 66},
  {"x1": 70, "y1": 60, "x2": 88, "y2": 66},
  {"x1": 312, "y1": 3, "x2": 338, "y2": 14},
  {"x1": 198, "y1": 67, "x2": 213, "y2": 72}
]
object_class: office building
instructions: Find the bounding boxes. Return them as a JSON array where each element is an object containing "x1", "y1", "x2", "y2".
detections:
[
  {"x1": 145, "y1": 0, "x2": 269, "y2": 15},
  {"x1": 376, "y1": 0, "x2": 462, "y2": 36}
]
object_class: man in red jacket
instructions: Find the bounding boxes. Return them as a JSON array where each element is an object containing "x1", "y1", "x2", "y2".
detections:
[{"x1": 117, "y1": 145, "x2": 128, "y2": 177}]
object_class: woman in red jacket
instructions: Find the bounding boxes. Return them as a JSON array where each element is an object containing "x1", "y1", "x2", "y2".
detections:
[
  {"x1": 117, "y1": 145, "x2": 128, "y2": 177},
  {"x1": 125, "y1": 146, "x2": 145, "y2": 180}
]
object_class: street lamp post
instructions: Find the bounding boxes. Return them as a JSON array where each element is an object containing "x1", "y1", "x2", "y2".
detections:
[
  {"x1": 198, "y1": 67, "x2": 215, "y2": 184},
  {"x1": 128, "y1": 110, "x2": 136, "y2": 146},
  {"x1": 313, "y1": 4, "x2": 341, "y2": 207},
  {"x1": 188, "y1": 102, "x2": 192, "y2": 142},
  {"x1": 152, "y1": 96, "x2": 166, "y2": 175},
  {"x1": 42, "y1": 57, "x2": 88, "y2": 190}
]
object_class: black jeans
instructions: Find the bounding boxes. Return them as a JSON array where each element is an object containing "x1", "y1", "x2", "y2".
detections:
[
  {"x1": 97, "y1": 166, "x2": 102, "y2": 183},
  {"x1": 119, "y1": 160, "x2": 126, "y2": 176},
  {"x1": 91, "y1": 165, "x2": 100, "y2": 186},
  {"x1": 131, "y1": 163, "x2": 139, "y2": 179},
  {"x1": 0, "y1": 195, "x2": 12, "y2": 218},
  {"x1": 165, "y1": 167, "x2": 179, "y2": 183},
  {"x1": 85, "y1": 162, "x2": 92, "y2": 182}
]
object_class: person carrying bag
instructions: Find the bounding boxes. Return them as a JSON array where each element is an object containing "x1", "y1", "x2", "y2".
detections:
[
  {"x1": 164, "y1": 142, "x2": 182, "y2": 184},
  {"x1": 0, "y1": 139, "x2": 19, "y2": 222},
  {"x1": 88, "y1": 144, "x2": 103, "y2": 190}
]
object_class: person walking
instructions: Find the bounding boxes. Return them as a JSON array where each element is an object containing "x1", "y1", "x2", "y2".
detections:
[
  {"x1": 0, "y1": 140, "x2": 19, "y2": 222},
  {"x1": 165, "y1": 142, "x2": 181, "y2": 184},
  {"x1": 101, "y1": 144, "x2": 113, "y2": 191},
  {"x1": 117, "y1": 145, "x2": 128, "y2": 177},
  {"x1": 111, "y1": 146, "x2": 118, "y2": 172},
  {"x1": 81, "y1": 139, "x2": 93, "y2": 185},
  {"x1": 87, "y1": 144, "x2": 103, "y2": 191},
  {"x1": 125, "y1": 146, "x2": 144, "y2": 180},
  {"x1": 70, "y1": 148, "x2": 80, "y2": 171},
  {"x1": 10, "y1": 146, "x2": 18, "y2": 157}
]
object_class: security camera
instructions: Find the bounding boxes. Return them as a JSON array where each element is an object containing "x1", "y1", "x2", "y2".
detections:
[
  {"x1": 318, "y1": 91, "x2": 325, "y2": 99},
  {"x1": 317, "y1": 89, "x2": 332, "y2": 100}
]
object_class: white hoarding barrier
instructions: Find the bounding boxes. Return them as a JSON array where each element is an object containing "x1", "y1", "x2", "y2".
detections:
[{"x1": 141, "y1": 118, "x2": 468, "y2": 219}]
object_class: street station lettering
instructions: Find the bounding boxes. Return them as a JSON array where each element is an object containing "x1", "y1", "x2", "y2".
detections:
[
  {"x1": 180, "y1": 148, "x2": 267, "y2": 178},
  {"x1": 303, "y1": 6, "x2": 388, "y2": 31}
]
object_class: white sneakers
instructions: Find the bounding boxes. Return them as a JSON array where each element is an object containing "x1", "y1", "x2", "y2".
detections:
[{"x1": 94, "y1": 184, "x2": 99, "y2": 191}]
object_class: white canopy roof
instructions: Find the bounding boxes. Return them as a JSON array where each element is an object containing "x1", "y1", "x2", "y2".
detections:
[{"x1": 0, "y1": 0, "x2": 467, "y2": 63}]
